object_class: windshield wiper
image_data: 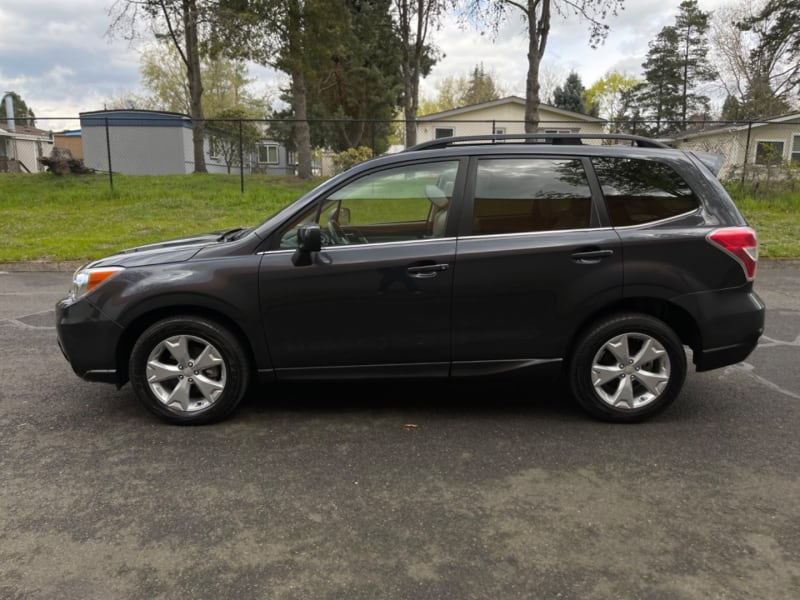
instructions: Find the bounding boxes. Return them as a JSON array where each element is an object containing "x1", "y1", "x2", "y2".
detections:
[{"x1": 217, "y1": 227, "x2": 250, "y2": 242}]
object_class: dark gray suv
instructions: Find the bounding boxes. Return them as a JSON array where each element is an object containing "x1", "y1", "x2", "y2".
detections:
[{"x1": 56, "y1": 134, "x2": 765, "y2": 424}]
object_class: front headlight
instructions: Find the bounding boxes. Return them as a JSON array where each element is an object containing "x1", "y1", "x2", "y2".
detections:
[{"x1": 69, "y1": 266, "x2": 125, "y2": 299}]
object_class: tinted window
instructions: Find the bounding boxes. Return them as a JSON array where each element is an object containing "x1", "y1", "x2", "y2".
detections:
[
  {"x1": 592, "y1": 157, "x2": 699, "y2": 226},
  {"x1": 472, "y1": 158, "x2": 592, "y2": 235}
]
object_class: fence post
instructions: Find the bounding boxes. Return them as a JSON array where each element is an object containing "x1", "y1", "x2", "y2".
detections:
[
  {"x1": 239, "y1": 120, "x2": 245, "y2": 194},
  {"x1": 105, "y1": 117, "x2": 114, "y2": 192},
  {"x1": 741, "y1": 121, "x2": 753, "y2": 190}
]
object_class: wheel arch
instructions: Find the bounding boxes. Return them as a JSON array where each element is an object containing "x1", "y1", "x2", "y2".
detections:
[
  {"x1": 566, "y1": 297, "x2": 701, "y2": 365},
  {"x1": 115, "y1": 305, "x2": 260, "y2": 387}
]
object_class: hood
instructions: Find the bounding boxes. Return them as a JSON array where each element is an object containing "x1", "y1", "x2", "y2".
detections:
[{"x1": 87, "y1": 230, "x2": 229, "y2": 269}]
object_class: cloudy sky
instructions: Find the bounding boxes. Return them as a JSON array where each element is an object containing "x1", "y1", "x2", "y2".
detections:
[{"x1": 0, "y1": 0, "x2": 729, "y2": 130}]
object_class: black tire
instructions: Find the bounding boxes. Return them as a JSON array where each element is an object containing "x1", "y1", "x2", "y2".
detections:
[
  {"x1": 129, "y1": 316, "x2": 251, "y2": 425},
  {"x1": 568, "y1": 313, "x2": 687, "y2": 423}
]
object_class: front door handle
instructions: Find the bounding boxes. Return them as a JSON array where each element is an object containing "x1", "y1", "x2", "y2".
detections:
[{"x1": 571, "y1": 249, "x2": 614, "y2": 264}]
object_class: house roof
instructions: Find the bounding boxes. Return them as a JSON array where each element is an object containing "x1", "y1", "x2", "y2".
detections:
[
  {"x1": 0, "y1": 123, "x2": 53, "y2": 139},
  {"x1": 417, "y1": 95, "x2": 606, "y2": 123},
  {"x1": 664, "y1": 112, "x2": 800, "y2": 142},
  {"x1": 79, "y1": 109, "x2": 193, "y2": 129}
]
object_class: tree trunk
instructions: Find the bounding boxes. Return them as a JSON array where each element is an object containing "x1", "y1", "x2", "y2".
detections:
[
  {"x1": 524, "y1": 0, "x2": 550, "y2": 133},
  {"x1": 292, "y1": 70, "x2": 313, "y2": 179},
  {"x1": 183, "y1": 0, "x2": 207, "y2": 173}
]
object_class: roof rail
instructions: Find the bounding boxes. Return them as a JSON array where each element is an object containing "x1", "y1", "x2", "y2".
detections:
[{"x1": 405, "y1": 133, "x2": 672, "y2": 152}]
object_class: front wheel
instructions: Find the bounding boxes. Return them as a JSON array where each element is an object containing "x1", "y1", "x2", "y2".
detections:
[
  {"x1": 568, "y1": 314, "x2": 687, "y2": 423},
  {"x1": 129, "y1": 316, "x2": 251, "y2": 425}
]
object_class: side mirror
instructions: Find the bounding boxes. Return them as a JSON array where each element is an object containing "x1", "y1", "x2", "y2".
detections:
[{"x1": 292, "y1": 223, "x2": 322, "y2": 266}]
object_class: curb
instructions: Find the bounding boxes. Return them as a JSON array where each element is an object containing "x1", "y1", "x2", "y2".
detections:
[{"x1": 0, "y1": 261, "x2": 85, "y2": 273}]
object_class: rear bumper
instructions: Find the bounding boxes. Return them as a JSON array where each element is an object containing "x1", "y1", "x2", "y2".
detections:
[
  {"x1": 56, "y1": 296, "x2": 124, "y2": 385},
  {"x1": 675, "y1": 287, "x2": 765, "y2": 372}
]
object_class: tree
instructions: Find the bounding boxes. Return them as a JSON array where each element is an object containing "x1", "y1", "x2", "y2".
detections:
[
  {"x1": 585, "y1": 70, "x2": 640, "y2": 129},
  {"x1": 419, "y1": 63, "x2": 503, "y2": 114},
  {"x1": 207, "y1": 107, "x2": 264, "y2": 173},
  {"x1": 305, "y1": 0, "x2": 403, "y2": 153},
  {"x1": 740, "y1": 0, "x2": 800, "y2": 92},
  {"x1": 461, "y1": 0, "x2": 624, "y2": 132},
  {"x1": 552, "y1": 71, "x2": 598, "y2": 116},
  {"x1": 109, "y1": 0, "x2": 218, "y2": 173},
  {"x1": 139, "y1": 44, "x2": 269, "y2": 118},
  {"x1": 711, "y1": 0, "x2": 796, "y2": 118},
  {"x1": 392, "y1": 0, "x2": 446, "y2": 147},
  {"x1": 674, "y1": 0, "x2": 717, "y2": 127},
  {"x1": 462, "y1": 63, "x2": 502, "y2": 105},
  {"x1": 1, "y1": 92, "x2": 36, "y2": 127},
  {"x1": 637, "y1": 26, "x2": 684, "y2": 134}
]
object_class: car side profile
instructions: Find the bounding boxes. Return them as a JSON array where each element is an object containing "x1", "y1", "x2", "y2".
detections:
[{"x1": 56, "y1": 133, "x2": 765, "y2": 425}]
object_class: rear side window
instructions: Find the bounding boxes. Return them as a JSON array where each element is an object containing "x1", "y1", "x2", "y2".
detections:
[
  {"x1": 472, "y1": 158, "x2": 592, "y2": 235},
  {"x1": 592, "y1": 157, "x2": 699, "y2": 226}
]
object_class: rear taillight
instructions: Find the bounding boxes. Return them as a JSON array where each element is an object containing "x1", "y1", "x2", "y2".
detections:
[{"x1": 707, "y1": 227, "x2": 759, "y2": 281}]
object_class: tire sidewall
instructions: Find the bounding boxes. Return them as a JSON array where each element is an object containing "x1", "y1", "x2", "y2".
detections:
[
  {"x1": 129, "y1": 316, "x2": 250, "y2": 425},
  {"x1": 569, "y1": 314, "x2": 687, "y2": 423}
]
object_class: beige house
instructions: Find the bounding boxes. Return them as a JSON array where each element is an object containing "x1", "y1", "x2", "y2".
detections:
[
  {"x1": 666, "y1": 114, "x2": 800, "y2": 180},
  {"x1": 414, "y1": 96, "x2": 607, "y2": 144}
]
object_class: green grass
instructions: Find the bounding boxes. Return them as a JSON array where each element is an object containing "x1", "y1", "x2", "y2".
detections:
[
  {"x1": 726, "y1": 185, "x2": 800, "y2": 258},
  {"x1": 1, "y1": 172, "x2": 798, "y2": 262},
  {"x1": 0, "y1": 172, "x2": 322, "y2": 262}
]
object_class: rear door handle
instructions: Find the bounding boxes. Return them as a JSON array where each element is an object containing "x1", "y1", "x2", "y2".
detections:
[{"x1": 407, "y1": 263, "x2": 449, "y2": 278}]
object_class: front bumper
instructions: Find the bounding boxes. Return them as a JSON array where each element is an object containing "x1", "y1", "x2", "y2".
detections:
[{"x1": 56, "y1": 296, "x2": 125, "y2": 385}]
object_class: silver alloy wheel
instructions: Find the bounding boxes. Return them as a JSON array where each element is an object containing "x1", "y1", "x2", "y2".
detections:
[
  {"x1": 590, "y1": 332, "x2": 671, "y2": 410},
  {"x1": 145, "y1": 334, "x2": 227, "y2": 413}
]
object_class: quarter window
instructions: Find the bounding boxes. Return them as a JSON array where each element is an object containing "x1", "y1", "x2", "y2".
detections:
[
  {"x1": 592, "y1": 157, "x2": 699, "y2": 226},
  {"x1": 471, "y1": 158, "x2": 592, "y2": 235}
]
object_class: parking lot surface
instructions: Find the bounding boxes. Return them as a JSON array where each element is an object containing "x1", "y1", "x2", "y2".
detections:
[{"x1": 1, "y1": 261, "x2": 798, "y2": 599}]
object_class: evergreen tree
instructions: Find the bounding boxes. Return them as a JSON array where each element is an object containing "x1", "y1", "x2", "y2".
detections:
[
  {"x1": 1, "y1": 92, "x2": 36, "y2": 127},
  {"x1": 462, "y1": 63, "x2": 501, "y2": 106},
  {"x1": 553, "y1": 72, "x2": 585, "y2": 114},
  {"x1": 674, "y1": 0, "x2": 717, "y2": 126},
  {"x1": 638, "y1": 26, "x2": 684, "y2": 134},
  {"x1": 720, "y1": 94, "x2": 742, "y2": 121},
  {"x1": 552, "y1": 71, "x2": 599, "y2": 116},
  {"x1": 270, "y1": 0, "x2": 402, "y2": 154}
]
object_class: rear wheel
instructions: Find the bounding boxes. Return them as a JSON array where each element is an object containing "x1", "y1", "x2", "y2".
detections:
[
  {"x1": 569, "y1": 313, "x2": 686, "y2": 422},
  {"x1": 129, "y1": 316, "x2": 250, "y2": 425}
]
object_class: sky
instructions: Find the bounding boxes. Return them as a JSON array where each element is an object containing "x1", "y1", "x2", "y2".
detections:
[{"x1": 0, "y1": 0, "x2": 730, "y2": 131}]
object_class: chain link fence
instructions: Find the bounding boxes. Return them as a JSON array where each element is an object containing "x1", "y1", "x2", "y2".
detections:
[{"x1": 3, "y1": 114, "x2": 800, "y2": 193}]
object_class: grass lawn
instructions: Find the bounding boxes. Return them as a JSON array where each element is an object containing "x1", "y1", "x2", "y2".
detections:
[{"x1": 1, "y1": 172, "x2": 798, "y2": 262}]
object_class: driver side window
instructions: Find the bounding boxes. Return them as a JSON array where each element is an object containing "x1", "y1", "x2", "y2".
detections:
[{"x1": 280, "y1": 160, "x2": 460, "y2": 249}]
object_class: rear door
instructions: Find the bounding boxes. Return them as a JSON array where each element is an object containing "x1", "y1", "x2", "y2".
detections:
[{"x1": 450, "y1": 155, "x2": 623, "y2": 374}]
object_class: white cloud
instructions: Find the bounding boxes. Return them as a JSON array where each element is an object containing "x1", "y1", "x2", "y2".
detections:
[{"x1": 0, "y1": 0, "x2": 730, "y2": 128}]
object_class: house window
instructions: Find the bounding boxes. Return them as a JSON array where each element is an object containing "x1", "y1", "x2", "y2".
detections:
[
  {"x1": 434, "y1": 127, "x2": 454, "y2": 139},
  {"x1": 494, "y1": 127, "x2": 506, "y2": 135},
  {"x1": 258, "y1": 143, "x2": 279, "y2": 165},
  {"x1": 209, "y1": 137, "x2": 220, "y2": 159},
  {"x1": 541, "y1": 128, "x2": 575, "y2": 134},
  {"x1": 755, "y1": 140, "x2": 784, "y2": 165},
  {"x1": 791, "y1": 136, "x2": 800, "y2": 164}
]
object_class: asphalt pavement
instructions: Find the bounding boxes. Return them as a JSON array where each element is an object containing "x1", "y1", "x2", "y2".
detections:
[{"x1": 1, "y1": 260, "x2": 798, "y2": 600}]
